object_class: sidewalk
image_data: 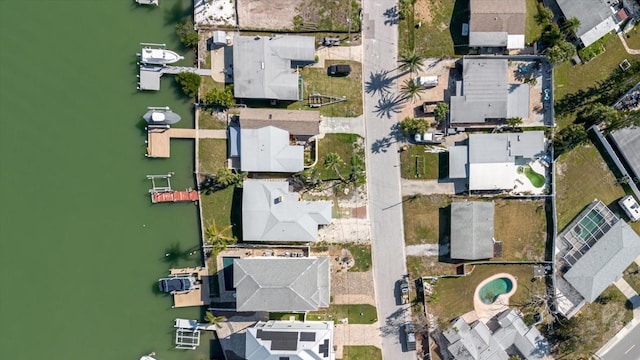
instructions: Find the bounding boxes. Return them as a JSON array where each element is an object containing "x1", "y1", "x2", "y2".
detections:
[{"x1": 596, "y1": 277, "x2": 640, "y2": 356}]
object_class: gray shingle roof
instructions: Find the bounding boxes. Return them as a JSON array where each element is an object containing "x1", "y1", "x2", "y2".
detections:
[
  {"x1": 556, "y1": 0, "x2": 614, "y2": 46},
  {"x1": 234, "y1": 257, "x2": 330, "y2": 311},
  {"x1": 564, "y1": 221, "x2": 640, "y2": 302},
  {"x1": 450, "y1": 201, "x2": 495, "y2": 260},
  {"x1": 233, "y1": 35, "x2": 315, "y2": 100},
  {"x1": 242, "y1": 180, "x2": 332, "y2": 242},
  {"x1": 239, "y1": 108, "x2": 320, "y2": 136},
  {"x1": 449, "y1": 145, "x2": 469, "y2": 179},
  {"x1": 610, "y1": 126, "x2": 640, "y2": 179},
  {"x1": 240, "y1": 126, "x2": 304, "y2": 173}
]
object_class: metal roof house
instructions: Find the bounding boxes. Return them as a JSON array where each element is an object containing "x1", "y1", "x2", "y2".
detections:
[
  {"x1": 239, "y1": 126, "x2": 304, "y2": 173},
  {"x1": 609, "y1": 126, "x2": 640, "y2": 180},
  {"x1": 450, "y1": 58, "x2": 530, "y2": 124},
  {"x1": 242, "y1": 180, "x2": 332, "y2": 242},
  {"x1": 239, "y1": 108, "x2": 321, "y2": 138},
  {"x1": 234, "y1": 257, "x2": 330, "y2": 312},
  {"x1": 449, "y1": 131, "x2": 546, "y2": 191},
  {"x1": 443, "y1": 309, "x2": 550, "y2": 359},
  {"x1": 469, "y1": 0, "x2": 526, "y2": 49},
  {"x1": 555, "y1": 0, "x2": 617, "y2": 48},
  {"x1": 450, "y1": 201, "x2": 495, "y2": 260},
  {"x1": 245, "y1": 320, "x2": 335, "y2": 360},
  {"x1": 232, "y1": 35, "x2": 316, "y2": 101}
]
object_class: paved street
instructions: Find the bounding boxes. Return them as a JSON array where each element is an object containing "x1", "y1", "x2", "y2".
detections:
[
  {"x1": 601, "y1": 323, "x2": 640, "y2": 360},
  {"x1": 362, "y1": 1, "x2": 416, "y2": 359}
]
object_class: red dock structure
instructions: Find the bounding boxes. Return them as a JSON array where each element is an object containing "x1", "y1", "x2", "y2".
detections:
[{"x1": 152, "y1": 190, "x2": 199, "y2": 203}]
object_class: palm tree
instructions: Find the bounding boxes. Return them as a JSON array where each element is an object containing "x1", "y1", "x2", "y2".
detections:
[
  {"x1": 401, "y1": 78, "x2": 423, "y2": 102},
  {"x1": 561, "y1": 17, "x2": 580, "y2": 38},
  {"x1": 205, "y1": 311, "x2": 226, "y2": 329},
  {"x1": 507, "y1": 117, "x2": 523, "y2": 128},
  {"x1": 204, "y1": 220, "x2": 235, "y2": 250},
  {"x1": 398, "y1": 50, "x2": 424, "y2": 76},
  {"x1": 324, "y1": 152, "x2": 345, "y2": 181}
]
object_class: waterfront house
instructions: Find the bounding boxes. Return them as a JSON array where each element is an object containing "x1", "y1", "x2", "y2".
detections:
[{"x1": 245, "y1": 320, "x2": 335, "y2": 360}]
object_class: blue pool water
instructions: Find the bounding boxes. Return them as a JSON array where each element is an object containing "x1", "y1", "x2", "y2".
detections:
[
  {"x1": 479, "y1": 277, "x2": 514, "y2": 304},
  {"x1": 222, "y1": 257, "x2": 239, "y2": 291}
]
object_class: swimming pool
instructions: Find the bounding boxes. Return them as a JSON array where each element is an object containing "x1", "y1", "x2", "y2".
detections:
[
  {"x1": 479, "y1": 277, "x2": 514, "y2": 304},
  {"x1": 222, "y1": 257, "x2": 239, "y2": 291}
]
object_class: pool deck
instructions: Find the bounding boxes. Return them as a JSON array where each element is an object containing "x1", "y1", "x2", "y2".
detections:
[
  {"x1": 469, "y1": 273, "x2": 518, "y2": 323},
  {"x1": 170, "y1": 267, "x2": 211, "y2": 308}
]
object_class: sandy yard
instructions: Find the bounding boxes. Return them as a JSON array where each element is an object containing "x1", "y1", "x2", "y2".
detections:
[
  {"x1": 397, "y1": 58, "x2": 457, "y2": 121},
  {"x1": 236, "y1": 0, "x2": 303, "y2": 29},
  {"x1": 506, "y1": 60, "x2": 546, "y2": 126}
]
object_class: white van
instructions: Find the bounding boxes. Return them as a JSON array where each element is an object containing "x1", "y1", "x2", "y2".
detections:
[{"x1": 414, "y1": 75, "x2": 439, "y2": 88}]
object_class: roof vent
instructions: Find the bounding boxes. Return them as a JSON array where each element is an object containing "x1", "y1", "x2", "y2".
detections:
[
  {"x1": 269, "y1": 114, "x2": 272, "y2": 120},
  {"x1": 274, "y1": 195, "x2": 283, "y2": 204}
]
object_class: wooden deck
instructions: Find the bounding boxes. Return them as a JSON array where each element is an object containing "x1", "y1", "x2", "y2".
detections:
[
  {"x1": 170, "y1": 267, "x2": 211, "y2": 308},
  {"x1": 152, "y1": 190, "x2": 199, "y2": 203},
  {"x1": 147, "y1": 128, "x2": 227, "y2": 158}
]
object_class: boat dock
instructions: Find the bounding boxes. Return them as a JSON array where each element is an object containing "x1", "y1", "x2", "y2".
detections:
[
  {"x1": 170, "y1": 267, "x2": 210, "y2": 308},
  {"x1": 147, "y1": 173, "x2": 199, "y2": 204},
  {"x1": 146, "y1": 127, "x2": 226, "y2": 158},
  {"x1": 138, "y1": 65, "x2": 212, "y2": 91}
]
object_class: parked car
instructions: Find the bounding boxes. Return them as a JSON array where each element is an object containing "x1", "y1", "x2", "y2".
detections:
[
  {"x1": 414, "y1": 75, "x2": 438, "y2": 88},
  {"x1": 404, "y1": 323, "x2": 417, "y2": 351},
  {"x1": 400, "y1": 275, "x2": 410, "y2": 304},
  {"x1": 327, "y1": 64, "x2": 351, "y2": 77}
]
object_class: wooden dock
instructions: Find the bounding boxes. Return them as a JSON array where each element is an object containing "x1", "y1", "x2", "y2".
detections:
[
  {"x1": 170, "y1": 267, "x2": 210, "y2": 308},
  {"x1": 146, "y1": 128, "x2": 227, "y2": 158},
  {"x1": 152, "y1": 190, "x2": 199, "y2": 203}
]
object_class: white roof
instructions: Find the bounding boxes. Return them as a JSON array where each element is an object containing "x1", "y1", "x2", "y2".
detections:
[
  {"x1": 579, "y1": 17, "x2": 617, "y2": 47},
  {"x1": 245, "y1": 320, "x2": 335, "y2": 360},
  {"x1": 507, "y1": 34, "x2": 525, "y2": 49},
  {"x1": 240, "y1": 126, "x2": 304, "y2": 173},
  {"x1": 469, "y1": 162, "x2": 516, "y2": 191}
]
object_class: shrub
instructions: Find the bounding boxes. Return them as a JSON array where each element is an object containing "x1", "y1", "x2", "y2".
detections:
[{"x1": 175, "y1": 72, "x2": 201, "y2": 98}]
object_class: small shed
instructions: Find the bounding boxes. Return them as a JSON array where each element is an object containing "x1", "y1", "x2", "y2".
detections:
[{"x1": 212, "y1": 31, "x2": 228, "y2": 46}]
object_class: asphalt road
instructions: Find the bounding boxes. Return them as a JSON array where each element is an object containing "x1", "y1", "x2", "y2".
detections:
[
  {"x1": 602, "y1": 323, "x2": 640, "y2": 360},
  {"x1": 362, "y1": 1, "x2": 416, "y2": 359}
]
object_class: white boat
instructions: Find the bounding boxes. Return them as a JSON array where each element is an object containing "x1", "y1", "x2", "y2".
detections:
[
  {"x1": 138, "y1": 44, "x2": 183, "y2": 65},
  {"x1": 135, "y1": 0, "x2": 159, "y2": 5},
  {"x1": 142, "y1": 106, "x2": 181, "y2": 125}
]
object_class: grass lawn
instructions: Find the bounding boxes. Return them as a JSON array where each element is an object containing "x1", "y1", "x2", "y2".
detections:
[
  {"x1": 493, "y1": 199, "x2": 547, "y2": 261},
  {"x1": 407, "y1": 255, "x2": 458, "y2": 277},
  {"x1": 555, "y1": 142, "x2": 626, "y2": 231},
  {"x1": 523, "y1": 166, "x2": 545, "y2": 188},
  {"x1": 342, "y1": 244, "x2": 372, "y2": 272},
  {"x1": 288, "y1": 60, "x2": 362, "y2": 117},
  {"x1": 525, "y1": 0, "x2": 544, "y2": 45},
  {"x1": 198, "y1": 108, "x2": 227, "y2": 130},
  {"x1": 400, "y1": 145, "x2": 448, "y2": 180},
  {"x1": 316, "y1": 133, "x2": 363, "y2": 180},
  {"x1": 427, "y1": 264, "x2": 547, "y2": 324},
  {"x1": 308, "y1": 304, "x2": 377, "y2": 324},
  {"x1": 625, "y1": 26, "x2": 640, "y2": 49},
  {"x1": 399, "y1": 0, "x2": 462, "y2": 57},
  {"x1": 199, "y1": 75, "x2": 225, "y2": 95},
  {"x1": 342, "y1": 346, "x2": 382, "y2": 360},
  {"x1": 623, "y1": 262, "x2": 640, "y2": 295},
  {"x1": 561, "y1": 285, "x2": 633, "y2": 358},
  {"x1": 269, "y1": 312, "x2": 305, "y2": 321},
  {"x1": 403, "y1": 194, "x2": 451, "y2": 245}
]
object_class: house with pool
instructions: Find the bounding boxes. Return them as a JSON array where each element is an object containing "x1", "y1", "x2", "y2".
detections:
[
  {"x1": 449, "y1": 131, "x2": 549, "y2": 194},
  {"x1": 554, "y1": 200, "x2": 640, "y2": 318}
]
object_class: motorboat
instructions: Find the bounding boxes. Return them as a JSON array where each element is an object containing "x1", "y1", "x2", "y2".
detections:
[
  {"x1": 142, "y1": 106, "x2": 181, "y2": 125},
  {"x1": 158, "y1": 275, "x2": 198, "y2": 295},
  {"x1": 135, "y1": 0, "x2": 159, "y2": 5},
  {"x1": 138, "y1": 43, "x2": 183, "y2": 65},
  {"x1": 139, "y1": 353, "x2": 157, "y2": 360}
]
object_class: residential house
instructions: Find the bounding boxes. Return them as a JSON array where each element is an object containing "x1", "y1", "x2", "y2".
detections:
[
  {"x1": 242, "y1": 180, "x2": 332, "y2": 242},
  {"x1": 555, "y1": 0, "x2": 616, "y2": 48},
  {"x1": 609, "y1": 126, "x2": 640, "y2": 181},
  {"x1": 450, "y1": 201, "x2": 495, "y2": 260},
  {"x1": 233, "y1": 257, "x2": 330, "y2": 312},
  {"x1": 469, "y1": 0, "x2": 526, "y2": 50},
  {"x1": 238, "y1": 108, "x2": 321, "y2": 140},
  {"x1": 555, "y1": 200, "x2": 640, "y2": 317},
  {"x1": 449, "y1": 131, "x2": 546, "y2": 191},
  {"x1": 245, "y1": 320, "x2": 335, "y2": 360},
  {"x1": 443, "y1": 309, "x2": 550, "y2": 359},
  {"x1": 233, "y1": 34, "x2": 315, "y2": 101},
  {"x1": 450, "y1": 57, "x2": 530, "y2": 125},
  {"x1": 237, "y1": 126, "x2": 304, "y2": 173}
]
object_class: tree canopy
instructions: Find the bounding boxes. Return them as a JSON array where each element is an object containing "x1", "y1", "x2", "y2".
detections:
[
  {"x1": 401, "y1": 79, "x2": 423, "y2": 102},
  {"x1": 175, "y1": 72, "x2": 201, "y2": 98},
  {"x1": 553, "y1": 123, "x2": 588, "y2": 158},
  {"x1": 202, "y1": 85, "x2": 236, "y2": 108},
  {"x1": 176, "y1": 20, "x2": 199, "y2": 47},
  {"x1": 434, "y1": 102, "x2": 449, "y2": 122},
  {"x1": 400, "y1": 117, "x2": 430, "y2": 136},
  {"x1": 546, "y1": 40, "x2": 576, "y2": 65}
]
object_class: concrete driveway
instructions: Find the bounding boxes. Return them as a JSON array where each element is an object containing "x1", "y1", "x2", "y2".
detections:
[{"x1": 362, "y1": 1, "x2": 416, "y2": 359}]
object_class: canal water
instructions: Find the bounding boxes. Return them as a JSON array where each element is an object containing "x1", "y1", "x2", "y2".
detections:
[{"x1": 0, "y1": 1, "x2": 215, "y2": 359}]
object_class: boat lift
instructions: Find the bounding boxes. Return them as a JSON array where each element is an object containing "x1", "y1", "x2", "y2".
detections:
[
  {"x1": 147, "y1": 173, "x2": 174, "y2": 193},
  {"x1": 174, "y1": 319, "x2": 201, "y2": 350}
]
